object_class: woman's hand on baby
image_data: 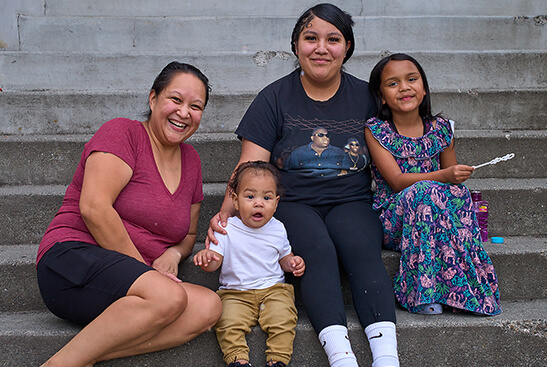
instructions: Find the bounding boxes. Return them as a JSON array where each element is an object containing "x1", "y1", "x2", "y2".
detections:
[
  {"x1": 152, "y1": 248, "x2": 182, "y2": 283},
  {"x1": 288, "y1": 255, "x2": 306, "y2": 277},
  {"x1": 205, "y1": 211, "x2": 231, "y2": 249},
  {"x1": 444, "y1": 164, "x2": 474, "y2": 184}
]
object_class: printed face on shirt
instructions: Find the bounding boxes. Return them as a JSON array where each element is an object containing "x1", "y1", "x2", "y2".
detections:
[
  {"x1": 295, "y1": 17, "x2": 350, "y2": 86},
  {"x1": 311, "y1": 128, "x2": 330, "y2": 150},
  {"x1": 232, "y1": 171, "x2": 280, "y2": 229},
  {"x1": 348, "y1": 140, "x2": 360, "y2": 155},
  {"x1": 148, "y1": 73, "x2": 207, "y2": 146},
  {"x1": 379, "y1": 60, "x2": 426, "y2": 117}
]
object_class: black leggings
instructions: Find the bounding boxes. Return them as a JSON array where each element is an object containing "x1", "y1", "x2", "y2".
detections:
[{"x1": 275, "y1": 200, "x2": 396, "y2": 333}]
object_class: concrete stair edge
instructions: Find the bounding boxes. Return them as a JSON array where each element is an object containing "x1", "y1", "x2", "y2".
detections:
[
  {"x1": 1, "y1": 90, "x2": 546, "y2": 134},
  {"x1": 18, "y1": 15, "x2": 547, "y2": 53},
  {"x1": 1, "y1": 237, "x2": 545, "y2": 312},
  {"x1": 0, "y1": 131, "x2": 545, "y2": 187},
  {"x1": 1, "y1": 51, "x2": 545, "y2": 94},
  {"x1": 40, "y1": 0, "x2": 547, "y2": 17},
  {"x1": 0, "y1": 179, "x2": 545, "y2": 247},
  {"x1": 0, "y1": 299, "x2": 546, "y2": 366}
]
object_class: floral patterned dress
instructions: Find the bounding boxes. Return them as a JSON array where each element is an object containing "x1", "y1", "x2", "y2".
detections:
[{"x1": 365, "y1": 117, "x2": 501, "y2": 315}]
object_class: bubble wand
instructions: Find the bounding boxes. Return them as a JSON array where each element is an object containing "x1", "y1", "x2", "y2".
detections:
[{"x1": 472, "y1": 153, "x2": 515, "y2": 169}]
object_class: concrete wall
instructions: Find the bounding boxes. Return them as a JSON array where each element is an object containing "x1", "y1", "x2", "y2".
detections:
[{"x1": 0, "y1": 0, "x2": 43, "y2": 50}]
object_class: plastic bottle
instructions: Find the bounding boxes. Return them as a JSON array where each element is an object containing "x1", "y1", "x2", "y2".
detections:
[{"x1": 471, "y1": 191, "x2": 489, "y2": 242}]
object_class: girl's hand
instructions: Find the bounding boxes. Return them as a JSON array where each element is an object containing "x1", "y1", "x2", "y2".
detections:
[
  {"x1": 443, "y1": 164, "x2": 475, "y2": 184},
  {"x1": 205, "y1": 211, "x2": 231, "y2": 249},
  {"x1": 152, "y1": 248, "x2": 182, "y2": 283}
]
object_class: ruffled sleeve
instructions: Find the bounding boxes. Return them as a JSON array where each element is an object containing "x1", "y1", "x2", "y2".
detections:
[{"x1": 365, "y1": 117, "x2": 453, "y2": 160}]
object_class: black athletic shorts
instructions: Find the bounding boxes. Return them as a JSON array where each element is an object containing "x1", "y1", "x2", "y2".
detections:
[{"x1": 37, "y1": 241, "x2": 153, "y2": 325}]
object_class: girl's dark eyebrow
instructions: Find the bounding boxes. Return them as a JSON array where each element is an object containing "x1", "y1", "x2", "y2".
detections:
[{"x1": 302, "y1": 29, "x2": 343, "y2": 37}]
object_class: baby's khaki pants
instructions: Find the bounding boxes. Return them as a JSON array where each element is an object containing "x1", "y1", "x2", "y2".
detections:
[{"x1": 216, "y1": 283, "x2": 297, "y2": 366}]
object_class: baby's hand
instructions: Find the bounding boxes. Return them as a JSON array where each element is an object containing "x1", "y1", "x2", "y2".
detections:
[
  {"x1": 289, "y1": 256, "x2": 305, "y2": 277},
  {"x1": 193, "y1": 249, "x2": 220, "y2": 267}
]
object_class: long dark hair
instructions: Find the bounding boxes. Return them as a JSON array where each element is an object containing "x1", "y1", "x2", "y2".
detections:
[
  {"x1": 144, "y1": 61, "x2": 211, "y2": 120},
  {"x1": 291, "y1": 3, "x2": 355, "y2": 64},
  {"x1": 369, "y1": 53, "x2": 436, "y2": 122}
]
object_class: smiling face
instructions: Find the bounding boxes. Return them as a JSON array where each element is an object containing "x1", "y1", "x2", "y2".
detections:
[
  {"x1": 232, "y1": 170, "x2": 280, "y2": 229},
  {"x1": 148, "y1": 72, "x2": 206, "y2": 146},
  {"x1": 379, "y1": 60, "x2": 426, "y2": 118},
  {"x1": 295, "y1": 16, "x2": 350, "y2": 86}
]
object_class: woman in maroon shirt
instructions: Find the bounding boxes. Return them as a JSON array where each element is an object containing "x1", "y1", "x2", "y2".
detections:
[{"x1": 37, "y1": 62, "x2": 222, "y2": 367}]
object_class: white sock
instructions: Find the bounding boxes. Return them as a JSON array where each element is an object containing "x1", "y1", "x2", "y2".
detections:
[
  {"x1": 318, "y1": 325, "x2": 358, "y2": 367},
  {"x1": 365, "y1": 321, "x2": 399, "y2": 367}
]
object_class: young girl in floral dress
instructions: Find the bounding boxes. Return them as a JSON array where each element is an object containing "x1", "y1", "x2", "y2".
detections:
[{"x1": 364, "y1": 53, "x2": 502, "y2": 315}]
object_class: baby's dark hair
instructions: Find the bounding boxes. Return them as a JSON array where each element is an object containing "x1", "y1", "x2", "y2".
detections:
[
  {"x1": 369, "y1": 53, "x2": 437, "y2": 122},
  {"x1": 228, "y1": 161, "x2": 284, "y2": 197}
]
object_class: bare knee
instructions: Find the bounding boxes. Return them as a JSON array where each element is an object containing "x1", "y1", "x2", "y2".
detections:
[
  {"x1": 160, "y1": 284, "x2": 188, "y2": 324},
  {"x1": 206, "y1": 291, "x2": 223, "y2": 328},
  {"x1": 194, "y1": 287, "x2": 222, "y2": 331},
  {"x1": 142, "y1": 281, "x2": 188, "y2": 328}
]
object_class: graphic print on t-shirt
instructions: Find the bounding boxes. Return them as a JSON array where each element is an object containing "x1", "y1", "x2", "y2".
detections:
[{"x1": 274, "y1": 115, "x2": 370, "y2": 178}]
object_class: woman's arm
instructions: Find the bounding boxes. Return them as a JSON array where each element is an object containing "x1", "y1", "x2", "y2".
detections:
[
  {"x1": 80, "y1": 151, "x2": 145, "y2": 262},
  {"x1": 365, "y1": 128, "x2": 474, "y2": 193},
  {"x1": 206, "y1": 138, "x2": 271, "y2": 245},
  {"x1": 152, "y1": 202, "x2": 201, "y2": 282}
]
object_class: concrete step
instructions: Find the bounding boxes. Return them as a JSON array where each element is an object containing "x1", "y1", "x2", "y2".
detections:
[
  {"x1": 19, "y1": 15, "x2": 546, "y2": 53},
  {"x1": 2, "y1": 238, "x2": 546, "y2": 312},
  {"x1": 0, "y1": 179, "x2": 545, "y2": 247},
  {"x1": 0, "y1": 133, "x2": 241, "y2": 186},
  {"x1": 5, "y1": 1, "x2": 546, "y2": 52},
  {"x1": 1, "y1": 51, "x2": 545, "y2": 94},
  {"x1": 39, "y1": 0, "x2": 547, "y2": 17},
  {"x1": 0, "y1": 131, "x2": 543, "y2": 187},
  {"x1": 1, "y1": 90, "x2": 545, "y2": 135},
  {"x1": 4, "y1": 0, "x2": 545, "y2": 51},
  {"x1": 1, "y1": 299, "x2": 545, "y2": 366}
]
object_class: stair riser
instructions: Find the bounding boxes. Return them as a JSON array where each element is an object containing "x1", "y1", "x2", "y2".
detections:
[
  {"x1": 0, "y1": 136, "x2": 240, "y2": 186},
  {"x1": 0, "y1": 133, "x2": 543, "y2": 186},
  {"x1": 0, "y1": 183, "x2": 544, "y2": 247},
  {"x1": 42, "y1": 0, "x2": 547, "y2": 17},
  {"x1": 1, "y1": 90, "x2": 545, "y2": 135},
  {"x1": 2, "y1": 240, "x2": 544, "y2": 313},
  {"x1": 19, "y1": 16, "x2": 546, "y2": 53},
  {"x1": 1, "y1": 52, "x2": 545, "y2": 93},
  {"x1": 1, "y1": 319, "x2": 545, "y2": 366},
  {"x1": 465, "y1": 182, "x2": 547, "y2": 239}
]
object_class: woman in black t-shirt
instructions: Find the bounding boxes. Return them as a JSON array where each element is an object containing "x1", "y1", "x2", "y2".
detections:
[{"x1": 208, "y1": 4, "x2": 399, "y2": 367}]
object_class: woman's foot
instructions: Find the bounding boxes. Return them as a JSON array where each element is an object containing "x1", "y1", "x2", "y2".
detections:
[{"x1": 415, "y1": 303, "x2": 443, "y2": 315}]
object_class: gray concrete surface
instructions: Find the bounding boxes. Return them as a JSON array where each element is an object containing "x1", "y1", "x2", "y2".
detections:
[
  {"x1": 1, "y1": 51, "x2": 546, "y2": 93},
  {"x1": 1, "y1": 238, "x2": 545, "y2": 313},
  {"x1": 1, "y1": 90, "x2": 545, "y2": 135},
  {"x1": 1, "y1": 300, "x2": 545, "y2": 366},
  {"x1": 18, "y1": 15, "x2": 546, "y2": 53},
  {"x1": 0, "y1": 179, "x2": 545, "y2": 247},
  {"x1": 0, "y1": 131, "x2": 544, "y2": 187},
  {"x1": 41, "y1": 0, "x2": 547, "y2": 17}
]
